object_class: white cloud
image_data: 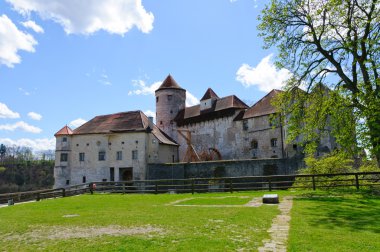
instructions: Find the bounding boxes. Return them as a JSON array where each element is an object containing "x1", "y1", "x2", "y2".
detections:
[
  {"x1": 98, "y1": 72, "x2": 112, "y2": 86},
  {"x1": 186, "y1": 91, "x2": 199, "y2": 107},
  {"x1": 0, "y1": 137, "x2": 55, "y2": 151},
  {"x1": 236, "y1": 54, "x2": 292, "y2": 92},
  {"x1": 27, "y1": 111, "x2": 42, "y2": 120},
  {"x1": 144, "y1": 110, "x2": 156, "y2": 123},
  {"x1": 0, "y1": 103, "x2": 20, "y2": 119},
  {"x1": 0, "y1": 14, "x2": 37, "y2": 67},
  {"x1": 0, "y1": 121, "x2": 42, "y2": 133},
  {"x1": 7, "y1": 0, "x2": 154, "y2": 35},
  {"x1": 21, "y1": 20, "x2": 44, "y2": 33},
  {"x1": 128, "y1": 80, "x2": 161, "y2": 96},
  {"x1": 18, "y1": 87, "x2": 31, "y2": 95},
  {"x1": 129, "y1": 79, "x2": 199, "y2": 106},
  {"x1": 69, "y1": 118, "x2": 87, "y2": 128}
]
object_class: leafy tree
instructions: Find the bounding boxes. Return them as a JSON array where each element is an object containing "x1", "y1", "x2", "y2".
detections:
[
  {"x1": 0, "y1": 144, "x2": 6, "y2": 163},
  {"x1": 258, "y1": 0, "x2": 380, "y2": 166}
]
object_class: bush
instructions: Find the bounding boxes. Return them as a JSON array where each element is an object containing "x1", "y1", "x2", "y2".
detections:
[{"x1": 294, "y1": 153, "x2": 355, "y2": 189}]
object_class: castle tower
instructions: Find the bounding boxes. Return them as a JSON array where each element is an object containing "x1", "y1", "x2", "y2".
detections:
[{"x1": 155, "y1": 75, "x2": 186, "y2": 142}]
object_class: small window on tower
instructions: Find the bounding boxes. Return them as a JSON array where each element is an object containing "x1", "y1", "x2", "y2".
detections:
[
  {"x1": 167, "y1": 95, "x2": 172, "y2": 101},
  {"x1": 60, "y1": 153, "x2": 68, "y2": 162},
  {"x1": 62, "y1": 137, "x2": 67, "y2": 142},
  {"x1": 156, "y1": 97, "x2": 159, "y2": 102},
  {"x1": 160, "y1": 121, "x2": 163, "y2": 125}
]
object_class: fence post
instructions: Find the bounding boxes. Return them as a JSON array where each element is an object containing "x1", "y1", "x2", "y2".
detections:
[
  {"x1": 312, "y1": 176, "x2": 316, "y2": 190},
  {"x1": 155, "y1": 181, "x2": 158, "y2": 194},
  {"x1": 36, "y1": 192, "x2": 40, "y2": 202},
  {"x1": 268, "y1": 177, "x2": 272, "y2": 191},
  {"x1": 62, "y1": 188, "x2": 66, "y2": 197},
  {"x1": 355, "y1": 174, "x2": 359, "y2": 190},
  {"x1": 229, "y1": 179, "x2": 233, "y2": 193},
  {"x1": 191, "y1": 179, "x2": 195, "y2": 195}
]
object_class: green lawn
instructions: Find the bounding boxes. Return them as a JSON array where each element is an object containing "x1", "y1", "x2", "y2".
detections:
[
  {"x1": 288, "y1": 190, "x2": 380, "y2": 252},
  {"x1": 0, "y1": 192, "x2": 278, "y2": 251},
  {"x1": 1, "y1": 190, "x2": 380, "y2": 251}
]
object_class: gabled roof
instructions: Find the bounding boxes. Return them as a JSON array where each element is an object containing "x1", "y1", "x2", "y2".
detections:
[
  {"x1": 243, "y1": 89, "x2": 283, "y2": 119},
  {"x1": 200, "y1": 88, "x2": 219, "y2": 101},
  {"x1": 175, "y1": 95, "x2": 248, "y2": 126},
  {"x1": 156, "y1": 74, "x2": 185, "y2": 91},
  {"x1": 69, "y1": 110, "x2": 178, "y2": 145},
  {"x1": 54, "y1": 125, "x2": 73, "y2": 136}
]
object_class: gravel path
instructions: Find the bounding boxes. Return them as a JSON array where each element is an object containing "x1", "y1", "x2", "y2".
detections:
[{"x1": 258, "y1": 196, "x2": 293, "y2": 252}]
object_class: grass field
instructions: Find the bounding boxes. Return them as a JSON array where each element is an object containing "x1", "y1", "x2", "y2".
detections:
[
  {"x1": 0, "y1": 190, "x2": 379, "y2": 251},
  {"x1": 288, "y1": 190, "x2": 380, "y2": 252},
  {"x1": 0, "y1": 192, "x2": 279, "y2": 251}
]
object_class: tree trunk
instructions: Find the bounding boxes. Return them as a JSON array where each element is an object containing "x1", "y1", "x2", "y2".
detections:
[{"x1": 368, "y1": 118, "x2": 380, "y2": 168}]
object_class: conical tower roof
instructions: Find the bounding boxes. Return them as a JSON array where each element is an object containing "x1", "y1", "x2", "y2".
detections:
[
  {"x1": 200, "y1": 88, "x2": 219, "y2": 101},
  {"x1": 54, "y1": 125, "x2": 73, "y2": 136},
  {"x1": 156, "y1": 74, "x2": 185, "y2": 91}
]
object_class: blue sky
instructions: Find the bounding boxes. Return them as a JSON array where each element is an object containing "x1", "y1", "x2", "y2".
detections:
[{"x1": 0, "y1": 0, "x2": 290, "y2": 151}]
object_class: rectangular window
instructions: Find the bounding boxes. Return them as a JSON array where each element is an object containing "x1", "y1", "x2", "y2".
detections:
[
  {"x1": 82, "y1": 176, "x2": 86, "y2": 183},
  {"x1": 79, "y1": 152, "x2": 85, "y2": 162},
  {"x1": 251, "y1": 140, "x2": 258, "y2": 149},
  {"x1": 132, "y1": 150, "x2": 138, "y2": 160},
  {"x1": 167, "y1": 95, "x2": 172, "y2": 101},
  {"x1": 60, "y1": 153, "x2": 68, "y2": 162},
  {"x1": 66, "y1": 180, "x2": 70, "y2": 185},
  {"x1": 98, "y1": 151, "x2": 106, "y2": 161},
  {"x1": 62, "y1": 137, "x2": 67, "y2": 142},
  {"x1": 243, "y1": 120, "x2": 248, "y2": 131},
  {"x1": 271, "y1": 138, "x2": 278, "y2": 147},
  {"x1": 116, "y1": 151, "x2": 122, "y2": 160}
]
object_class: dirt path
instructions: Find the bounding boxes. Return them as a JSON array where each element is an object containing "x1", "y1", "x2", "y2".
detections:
[{"x1": 258, "y1": 196, "x2": 293, "y2": 252}]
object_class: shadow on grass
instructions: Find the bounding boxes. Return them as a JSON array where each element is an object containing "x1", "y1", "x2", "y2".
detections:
[{"x1": 295, "y1": 191, "x2": 380, "y2": 234}]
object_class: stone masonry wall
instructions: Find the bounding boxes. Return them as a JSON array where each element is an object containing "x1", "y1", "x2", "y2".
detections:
[{"x1": 147, "y1": 157, "x2": 303, "y2": 180}]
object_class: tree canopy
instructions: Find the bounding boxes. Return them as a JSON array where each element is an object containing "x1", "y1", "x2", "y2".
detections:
[{"x1": 259, "y1": 0, "x2": 380, "y2": 165}]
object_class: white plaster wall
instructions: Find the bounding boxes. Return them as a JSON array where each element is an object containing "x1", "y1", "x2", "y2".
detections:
[{"x1": 54, "y1": 132, "x2": 179, "y2": 188}]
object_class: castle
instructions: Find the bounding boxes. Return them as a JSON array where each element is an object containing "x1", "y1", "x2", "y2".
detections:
[{"x1": 54, "y1": 75, "x2": 337, "y2": 187}]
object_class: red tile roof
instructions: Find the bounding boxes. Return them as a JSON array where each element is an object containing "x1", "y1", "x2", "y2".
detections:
[
  {"x1": 156, "y1": 74, "x2": 185, "y2": 91},
  {"x1": 68, "y1": 111, "x2": 177, "y2": 145},
  {"x1": 54, "y1": 125, "x2": 73, "y2": 136},
  {"x1": 175, "y1": 95, "x2": 248, "y2": 126},
  {"x1": 200, "y1": 88, "x2": 219, "y2": 101},
  {"x1": 243, "y1": 89, "x2": 283, "y2": 119}
]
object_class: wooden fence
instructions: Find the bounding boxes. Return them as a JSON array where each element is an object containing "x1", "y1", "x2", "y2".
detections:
[{"x1": 1, "y1": 172, "x2": 379, "y2": 205}]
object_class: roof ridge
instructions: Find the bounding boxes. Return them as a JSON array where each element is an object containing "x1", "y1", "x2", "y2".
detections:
[
  {"x1": 156, "y1": 74, "x2": 185, "y2": 91},
  {"x1": 200, "y1": 87, "x2": 219, "y2": 101}
]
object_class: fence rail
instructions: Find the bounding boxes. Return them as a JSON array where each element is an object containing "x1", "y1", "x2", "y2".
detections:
[{"x1": 1, "y1": 172, "x2": 379, "y2": 205}]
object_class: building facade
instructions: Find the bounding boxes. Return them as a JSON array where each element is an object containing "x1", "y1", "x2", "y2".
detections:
[
  {"x1": 54, "y1": 111, "x2": 178, "y2": 188},
  {"x1": 54, "y1": 75, "x2": 337, "y2": 187}
]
